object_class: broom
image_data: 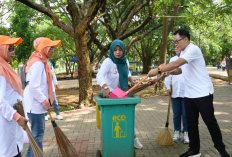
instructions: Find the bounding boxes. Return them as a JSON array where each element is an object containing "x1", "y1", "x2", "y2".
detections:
[
  {"x1": 13, "y1": 100, "x2": 43, "y2": 157},
  {"x1": 48, "y1": 99, "x2": 78, "y2": 157},
  {"x1": 128, "y1": 70, "x2": 175, "y2": 96},
  {"x1": 155, "y1": 95, "x2": 175, "y2": 145}
]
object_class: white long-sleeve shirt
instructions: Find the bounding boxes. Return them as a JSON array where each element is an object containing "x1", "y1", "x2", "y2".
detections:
[
  {"x1": 51, "y1": 66, "x2": 58, "y2": 92},
  {"x1": 0, "y1": 75, "x2": 24, "y2": 157},
  {"x1": 24, "y1": 61, "x2": 48, "y2": 114},
  {"x1": 96, "y1": 58, "x2": 131, "y2": 92},
  {"x1": 164, "y1": 55, "x2": 185, "y2": 98}
]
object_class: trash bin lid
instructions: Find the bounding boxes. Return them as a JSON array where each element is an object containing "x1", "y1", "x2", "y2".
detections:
[{"x1": 94, "y1": 94, "x2": 141, "y2": 106}]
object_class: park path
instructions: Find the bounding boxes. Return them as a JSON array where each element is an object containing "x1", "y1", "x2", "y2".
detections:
[{"x1": 21, "y1": 67, "x2": 232, "y2": 157}]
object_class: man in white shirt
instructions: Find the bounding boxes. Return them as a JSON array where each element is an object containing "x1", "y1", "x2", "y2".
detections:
[
  {"x1": 147, "y1": 29, "x2": 229, "y2": 157},
  {"x1": 164, "y1": 47, "x2": 189, "y2": 144}
]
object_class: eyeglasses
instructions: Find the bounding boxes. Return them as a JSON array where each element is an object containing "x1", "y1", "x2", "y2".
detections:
[
  {"x1": 49, "y1": 47, "x2": 54, "y2": 51},
  {"x1": 8, "y1": 47, "x2": 16, "y2": 52},
  {"x1": 174, "y1": 37, "x2": 185, "y2": 45}
]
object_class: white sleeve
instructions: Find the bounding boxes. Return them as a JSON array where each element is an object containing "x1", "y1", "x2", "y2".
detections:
[
  {"x1": 164, "y1": 75, "x2": 172, "y2": 90},
  {"x1": 127, "y1": 59, "x2": 131, "y2": 77},
  {"x1": 180, "y1": 45, "x2": 202, "y2": 63},
  {"x1": 96, "y1": 58, "x2": 111, "y2": 87},
  {"x1": 52, "y1": 66, "x2": 58, "y2": 85},
  {"x1": 0, "y1": 76, "x2": 16, "y2": 121},
  {"x1": 28, "y1": 62, "x2": 47, "y2": 103},
  {"x1": 164, "y1": 56, "x2": 176, "y2": 90}
]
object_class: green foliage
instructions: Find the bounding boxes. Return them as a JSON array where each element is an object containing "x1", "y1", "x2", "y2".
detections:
[
  {"x1": 9, "y1": 3, "x2": 36, "y2": 64},
  {"x1": 0, "y1": 25, "x2": 10, "y2": 35},
  {"x1": 2, "y1": 0, "x2": 232, "y2": 71}
]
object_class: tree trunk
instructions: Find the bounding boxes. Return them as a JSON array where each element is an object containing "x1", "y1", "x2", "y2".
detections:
[
  {"x1": 75, "y1": 33, "x2": 93, "y2": 108},
  {"x1": 64, "y1": 58, "x2": 70, "y2": 75},
  {"x1": 142, "y1": 56, "x2": 151, "y2": 74},
  {"x1": 155, "y1": 4, "x2": 168, "y2": 95}
]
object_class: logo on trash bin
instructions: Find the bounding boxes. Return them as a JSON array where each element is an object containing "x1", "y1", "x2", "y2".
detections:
[{"x1": 112, "y1": 115, "x2": 127, "y2": 138}]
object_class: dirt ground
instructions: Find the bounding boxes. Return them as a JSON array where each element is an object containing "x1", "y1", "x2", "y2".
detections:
[{"x1": 54, "y1": 77, "x2": 228, "y2": 112}]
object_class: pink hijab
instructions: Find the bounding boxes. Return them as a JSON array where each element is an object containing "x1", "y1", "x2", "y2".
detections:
[
  {"x1": 0, "y1": 45, "x2": 23, "y2": 96},
  {"x1": 26, "y1": 37, "x2": 54, "y2": 103}
]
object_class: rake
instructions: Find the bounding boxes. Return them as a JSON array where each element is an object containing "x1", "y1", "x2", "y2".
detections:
[{"x1": 13, "y1": 100, "x2": 43, "y2": 157}]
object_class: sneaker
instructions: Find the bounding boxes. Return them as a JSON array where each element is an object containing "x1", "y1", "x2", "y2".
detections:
[
  {"x1": 179, "y1": 149, "x2": 201, "y2": 157},
  {"x1": 173, "y1": 130, "x2": 181, "y2": 142},
  {"x1": 183, "y1": 132, "x2": 189, "y2": 144},
  {"x1": 230, "y1": 82, "x2": 232, "y2": 85},
  {"x1": 45, "y1": 116, "x2": 48, "y2": 121},
  {"x1": 218, "y1": 150, "x2": 230, "y2": 157},
  {"x1": 134, "y1": 137, "x2": 143, "y2": 149},
  {"x1": 56, "y1": 115, "x2": 63, "y2": 120}
]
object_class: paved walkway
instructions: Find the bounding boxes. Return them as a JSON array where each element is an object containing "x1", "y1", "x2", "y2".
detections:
[{"x1": 21, "y1": 67, "x2": 232, "y2": 157}]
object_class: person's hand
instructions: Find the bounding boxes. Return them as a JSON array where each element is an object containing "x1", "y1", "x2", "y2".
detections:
[
  {"x1": 131, "y1": 81, "x2": 135, "y2": 86},
  {"x1": 55, "y1": 85, "x2": 59, "y2": 91},
  {"x1": 147, "y1": 69, "x2": 158, "y2": 77},
  {"x1": 103, "y1": 89, "x2": 110, "y2": 98},
  {"x1": 43, "y1": 102, "x2": 51, "y2": 112},
  {"x1": 163, "y1": 71, "x2": 170, "y2": 77},
  {"x1": 167, "y1": 89, "x2": 172, "y2": 96},
  {"x1": 17, "y1": 116, "x2": 28, "y2": 131}
]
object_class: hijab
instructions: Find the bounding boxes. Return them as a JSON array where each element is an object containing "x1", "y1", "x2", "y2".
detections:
[
  {"x1": 0, "y1": 44, "x2": 23, "y2": 96},
  {"x1": 25, "y1": 37, "x2": 54, "y2": 103},
  {"x1": 108, "y1": 39, "x2": 129, "y2": 91}
]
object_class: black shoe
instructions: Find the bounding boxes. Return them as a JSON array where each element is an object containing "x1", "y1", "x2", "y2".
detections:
[
  {"x1": 179, "y1": 149, "x2": 201, "y2": 157},
  {"x1": 219, "y1": 150, "x2": 230, "y2": 157}
]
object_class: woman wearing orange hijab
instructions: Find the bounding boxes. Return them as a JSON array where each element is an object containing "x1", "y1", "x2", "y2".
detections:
[
  {"x1": 23, "y1": 37, "x2": 61, "y2": 157},
  {"x1": 0, "y1": 35, "x2": 28, "y2": 157}
]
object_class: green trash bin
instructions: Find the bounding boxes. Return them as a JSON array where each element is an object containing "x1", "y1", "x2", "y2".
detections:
[{"x1": 94, "y1": 94, "x2": 141, "y2": 157}]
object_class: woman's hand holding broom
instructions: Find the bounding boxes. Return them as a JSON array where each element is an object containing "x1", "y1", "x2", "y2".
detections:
[
  {"x1": 17, "y1": 116, "x2": 28, "y2": 131},
  {"x1": 13, "y1": 100, "x2": 43, "y2": 156},
  {"x1": 43, "y1": 100, "x2": 51, "y2": 112}
]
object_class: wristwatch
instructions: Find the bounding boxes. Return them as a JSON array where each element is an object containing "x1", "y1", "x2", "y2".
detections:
[
  {"x1": 158, "y1": 67, "x2": 162, "y2": 74},
  {"x1": 103, "y1": 86, "x2": 109, "y2": 90}
]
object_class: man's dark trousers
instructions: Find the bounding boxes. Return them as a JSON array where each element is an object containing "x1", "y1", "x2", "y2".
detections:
[{"x1": 184, "y1": 94, "x2": 226, "y2": 152}]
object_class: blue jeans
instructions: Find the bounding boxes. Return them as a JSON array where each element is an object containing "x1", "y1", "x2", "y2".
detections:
[
  {"x1": 222, "y1": 67, "x2": 225, "y2": 71},
  {"x1": 26, "y1": 113, "x2": 45, "y2": 157},
  {"x1": 171, "y1": 97, "x2": 188, "y2": 133},
  {"x1": 45, "y1": 92, "x2": 60, "y2": 116}
]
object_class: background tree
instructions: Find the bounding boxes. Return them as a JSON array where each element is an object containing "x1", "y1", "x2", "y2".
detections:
[{"x1": 10, "y1": 3, "x2": 36, "y2": 63}]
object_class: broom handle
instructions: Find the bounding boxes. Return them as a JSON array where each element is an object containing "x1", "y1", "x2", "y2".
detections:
[
  {"x1": 48, "y1": 99, "x2": 54, "y2": 121},
  {"x1": 126, "y1": 76, "x2": 148, "y2": 94},
  {"x1": 166, "y1": 95, "x2": 171, "y2": 124},
  {"x1": 126, "y1": 63, "x2": 167, "y2": 94},
  {"x1": 150, "y1": 69, "x2": 175, "y2": 85}
]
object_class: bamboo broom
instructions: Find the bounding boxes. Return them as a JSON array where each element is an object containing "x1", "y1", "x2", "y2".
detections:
[
  {"x1": 128, "y1": 70, "x2": 175, "y2": 96},
  {"x1": 13, "y1": 100, "x2": 43, "y2": 157},
  {"x1": 48, "y1": 99, "x2": 78, "y2": 157},
  {"x1": 155, "y1": 95, "x2": 175, "y2": 145}
]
